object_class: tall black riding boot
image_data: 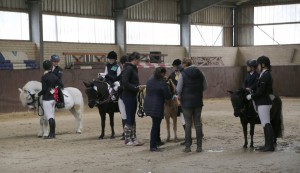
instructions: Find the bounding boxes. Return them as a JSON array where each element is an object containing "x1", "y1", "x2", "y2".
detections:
[
  {"x1": 262, "y1": 123, "x2": 274, "y2": 152},
  {"x1": 57, "y1": 89, "x2": 65, "y2": 108},
  {"x1": 180, "y1": 125, "x2": 186, "y2": 145},
  {"x1": 47, "y1": 118, "x2": 56, "y2": 139},
  {"x1": 121, "y1": 119, "x2": 125, "y2": 140}
]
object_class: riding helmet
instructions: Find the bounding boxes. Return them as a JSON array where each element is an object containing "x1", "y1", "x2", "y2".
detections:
[
  {"x1": 43, "y1": 60, "x2": 53, "y2": 70},
  {"x1": 246, "y1": 59, "x2": 257, "y2": 68},
  {"x1": 107, "y1": 51, "x2": 117, "y2": 60},
  {"x1": 257, "y1": 56, "x2": 271, "y2": 68},
  {"x1": 50, "y1": 55, "x2": 60, "y2": 62},
  {"x1": 172, "y1": 59, "x2": 181, "y2": 66}
]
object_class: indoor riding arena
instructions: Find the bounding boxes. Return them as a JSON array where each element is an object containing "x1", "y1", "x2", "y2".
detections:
[{"x1": 0, "y1": 0, "x2": 300, "y2": 172}]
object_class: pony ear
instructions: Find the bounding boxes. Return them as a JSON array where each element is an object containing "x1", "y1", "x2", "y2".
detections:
[
  {"x1": 18, "y1": 88, "x2": 23, "y2": 93},
  {"x1": 83, "y1": 81, "x2": 90, "y2": 88},
  {"x1": 227, "y1": 90, "x2": 233, "y2": 94}
]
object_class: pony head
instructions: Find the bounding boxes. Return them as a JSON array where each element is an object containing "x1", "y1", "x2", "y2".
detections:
[
  {"x1": 19, "y1": 81, "x2": 42, "y2": 110},
  {"x1": 83, "y1": 80, "x2": 109, "y2": 108},
  {"x1": 228, "y1": 88, "x2": 248, "y2": 117}
]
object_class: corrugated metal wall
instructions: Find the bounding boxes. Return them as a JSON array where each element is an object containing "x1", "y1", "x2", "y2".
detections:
[
  {"x1": 191, "y1": 6, "x2": 234, "y2": 46},
  {"x1": 42, "y1": 0, "x2": 112, "y2": 17},
  {"x1": 0, "y1": 0, "x2": 27, "y2": 10},
  {"x1": 127, "y1": 0, "x2": 179, "y2": 23},
  {"x1": 245, "y1": 0, "x2": 300, "y2": 6}
]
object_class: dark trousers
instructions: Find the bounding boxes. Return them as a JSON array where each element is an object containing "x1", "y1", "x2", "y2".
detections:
[
  {"x1": 123, "y1": 95, "x2": 137, "y2": 126},
  {"x1": 150, "y1": 116, "x2": 163, "y2": 149}
]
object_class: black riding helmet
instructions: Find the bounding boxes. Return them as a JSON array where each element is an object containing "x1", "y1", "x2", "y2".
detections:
[
  {"x1": 257, "y1": 56, "x2": 271, "y2": 68},
  {"x1": 172, "y1": 59, "x2": 181, "y2": 66},
  {"x1": 246, "y1": 59, "x2": 257, "y2": 68},
  {"x1": 120, "y1": 55, "x2": 128, "y2": 65},
  {"x1": 43, "y1": 60, "x2": 53, "y2": 70},
  {"x1": 107, "y1": 51, "x2": 117, "y2": 60}
]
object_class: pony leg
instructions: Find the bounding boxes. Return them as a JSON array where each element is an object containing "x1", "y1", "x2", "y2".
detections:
[
  {"x1": 165, "y1": 116, "x2": 171, "y2": 142},
  {"x1": 173, "y1": 115, "x2": 178, "y2": 142},
  {"x1": 250, "y1": 122, "x2": 255, "y2": 148},
  {"x1": 240, "y1": 118, "x2": 248, "y2": 148},
  {"x1": 109, "y1": 112, "x2": 115, "y2": 139},
  {"x1": 99, "y1": 110, "x2": 106, "y2": 139},
  {"x1": 70, "y1": 107, "x2": 82, "y2": 134}
]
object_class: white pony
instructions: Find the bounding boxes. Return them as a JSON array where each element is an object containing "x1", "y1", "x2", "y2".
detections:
[{"x1": 19, "y1": 81, "x2": 84, "y2": 137}]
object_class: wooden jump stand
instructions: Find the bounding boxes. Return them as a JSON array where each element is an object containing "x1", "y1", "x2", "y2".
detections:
[{"x1": 63, "y1": 52, "x2": 107, "y2": 69}]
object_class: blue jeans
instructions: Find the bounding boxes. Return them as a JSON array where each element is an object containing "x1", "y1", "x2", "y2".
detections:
[
  {"x1": 182, "y1": 107, "x2": 203, "y2": 149},
  {"x1": 123, "y1": 95, "x2": 137, "y2": 126},
  {"x1": 150, "y1": 116, "x2": 163, "y2": 149}
]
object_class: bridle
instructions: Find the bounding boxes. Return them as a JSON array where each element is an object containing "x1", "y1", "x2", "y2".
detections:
[{"x1": 24, "y1": 90, "x2": 44, "y2": 116}]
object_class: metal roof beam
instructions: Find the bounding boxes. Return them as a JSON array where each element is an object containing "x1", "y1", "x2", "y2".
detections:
[
  {"x1": 181, "y1": 0, "x2": 225, "y2": 15},
  {"x1": 114, "y1": 0, "x2": 147, "y2": 10}
]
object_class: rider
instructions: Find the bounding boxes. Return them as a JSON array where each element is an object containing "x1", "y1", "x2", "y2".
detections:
[
  {"x1": 169, "y1": 59, "x2": 186, "y2": 145},
  {"x1": 38, "y1": 60, "x2": 62, "y2": 139},
  {"x1": 50, "y1": 55, "x2": 65, "y2": 108},
  {"x1": 244, "y1": 59, "x2": 259, "y2": 89},
  {"x1": 246, "y1": 56, "x2": 274, "y2": 152},
  {"x1": 103, "y1": 51, "x2": 121, "y2": 101}
]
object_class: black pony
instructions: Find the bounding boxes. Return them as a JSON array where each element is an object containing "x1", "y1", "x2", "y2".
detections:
[
  {"x1": 83, "y1": 79, "x2": 119, "y2": 139},
  {"x1": 228, "y1": 88, "x2": 284, "y2": 148}
]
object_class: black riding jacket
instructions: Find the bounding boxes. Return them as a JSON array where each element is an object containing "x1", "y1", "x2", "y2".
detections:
[
  {"x1": 52, "y1": 65, "x2": 64, "y2": 88},
  {"x1": 38, "y1": 71, "x2": 62, "y2": 101},
  {"x1": 251, "y1": 70, "x2": 273, "y2": 105}
]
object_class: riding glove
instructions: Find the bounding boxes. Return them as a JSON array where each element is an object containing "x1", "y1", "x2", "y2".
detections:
[{"x1": 246, "y1": 94, "x2": 252, "y2": 100}]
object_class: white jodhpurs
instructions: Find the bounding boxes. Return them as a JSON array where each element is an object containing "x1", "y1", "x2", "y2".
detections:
[
  {"x1": 42, "y1": 100, "x2": 56, "y2": 120},
  {"x1": 118, "y1": 98, "x2": 127, "y2": 120},
  {"x1": 257, "y1": 105, "x2": 272, "y2": 127},
  {"x1": 180, "y1": 113, "x2": 186, "y2": 126}
]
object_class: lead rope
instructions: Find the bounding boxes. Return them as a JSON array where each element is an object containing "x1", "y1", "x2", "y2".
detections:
[{"x1": 137, "y1": 89, "x2": 146, "y2": 118}]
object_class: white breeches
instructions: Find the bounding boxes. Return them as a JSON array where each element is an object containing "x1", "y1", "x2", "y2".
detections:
[
  {"x1": 258, "y1": 105, "x2": 272, "y2": 127},
  {"x1": 42, "y1": 100, "x2": 56, "y2": 120},
  {"x1": 118, "y1": 98, "x2": 127, "y2": 120},
  {"x1": 180, "y1": 113, "x2": 186, "y2": 125}
]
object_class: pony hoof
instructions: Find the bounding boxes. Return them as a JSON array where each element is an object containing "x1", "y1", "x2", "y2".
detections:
[
  {"x1": 243, "y1": 145, "x2": 248, "y2": 148},
  {"x1": 250, "y1": 145, "x2": 254, "y2": 148},
  {"x1": 166, "y1": 139, "x2": 171, "y2": 142},
  {"x1": 76, "y1": 131, "x2": 82, "y2": 134},
  {"x1": 98, "y1": 136, "x2": 104, "y2": 139},
  {"x1": 110, "y1": 136, "x2": 115, "y2": 139}
]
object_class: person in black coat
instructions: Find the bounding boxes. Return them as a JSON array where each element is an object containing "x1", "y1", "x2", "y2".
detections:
[
  {"x1": 144, "y1": 67, "x2": 173, "y2": 152},
  {"x1": 38, "y1": 60, "x2": 62, "y2": 139},
  {"x1": 176, "y1": 58, "x2": 207, "y2": 153},
  {"x1": 50, "y1": 55, "x2": 65, "y2": 108},
  {"x1": 122, "y1": 52, "x2": 145, "y2": 146},
  {"x1": 244, "y1": 59, "x2": 259, "y2": 89},
  {"x1": 246, "y1": 56, "x2": 274, "y2": 152}
]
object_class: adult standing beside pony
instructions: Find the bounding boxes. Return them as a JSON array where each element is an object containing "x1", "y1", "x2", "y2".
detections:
[
  {"x1": 38, "y1": 60, "x2": 62, "y2": 139},
  {"x1": 122, "y1": 52, "x2": 145, "y2": 146},
  {"x1": 246, "y1": 56, "x2": 275, "y2": 152},
  {"x1": 144, "y1": 67, "x2": 173, "y2": 152},
  {"x1": 177, "y1": 58, "x2": 207, "y2": 152}
]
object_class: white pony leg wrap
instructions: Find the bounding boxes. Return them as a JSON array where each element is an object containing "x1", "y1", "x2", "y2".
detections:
[
  {"x1": 180, "y1": 113, "x2": 185, "y2": 125},
  {"x1": 42, "y1": 100, "x2": 56, "y2": 120},
  {"x1": 257, "y1": 105, "x2": 272, "y2": 127},
  {"x1": 118, "y1": 98, "x2": 127, "y2": 120}
]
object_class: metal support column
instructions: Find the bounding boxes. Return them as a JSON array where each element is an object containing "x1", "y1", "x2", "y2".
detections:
[
  {"x1": 180, "y1": 15, "x2": 191, "y2": 58},
  {"x1": 115, "y1": 10, "x2": 126, "y2": 56},
  {"x1": 27, "y1": 0, "x2": 43, "y2": 68}
]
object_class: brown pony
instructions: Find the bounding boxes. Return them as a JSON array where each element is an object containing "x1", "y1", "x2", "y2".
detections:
[{"x1": 164, "y1": 79, "x2": 180, "y2": 142}]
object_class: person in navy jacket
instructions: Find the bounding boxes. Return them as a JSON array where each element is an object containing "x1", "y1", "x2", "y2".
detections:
[
  {"x1": 246, "y1": 56, "x2": 274, "y2": 152},
  {"x1": 244, "y1": 59, "x2": 259, "y2": 89},
  {"x1": 144, "y1": 67, "x2": 173, "y2": 152}
]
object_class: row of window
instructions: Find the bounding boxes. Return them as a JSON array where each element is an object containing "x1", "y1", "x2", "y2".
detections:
[{"x1": 1, "y1": 4, "x2": 300, "y2": 45}]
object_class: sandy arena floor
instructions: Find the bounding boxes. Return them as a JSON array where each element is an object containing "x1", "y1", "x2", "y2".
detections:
[{"x1": 0, "y1": 98, "x2": 299, "y2": 173}]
